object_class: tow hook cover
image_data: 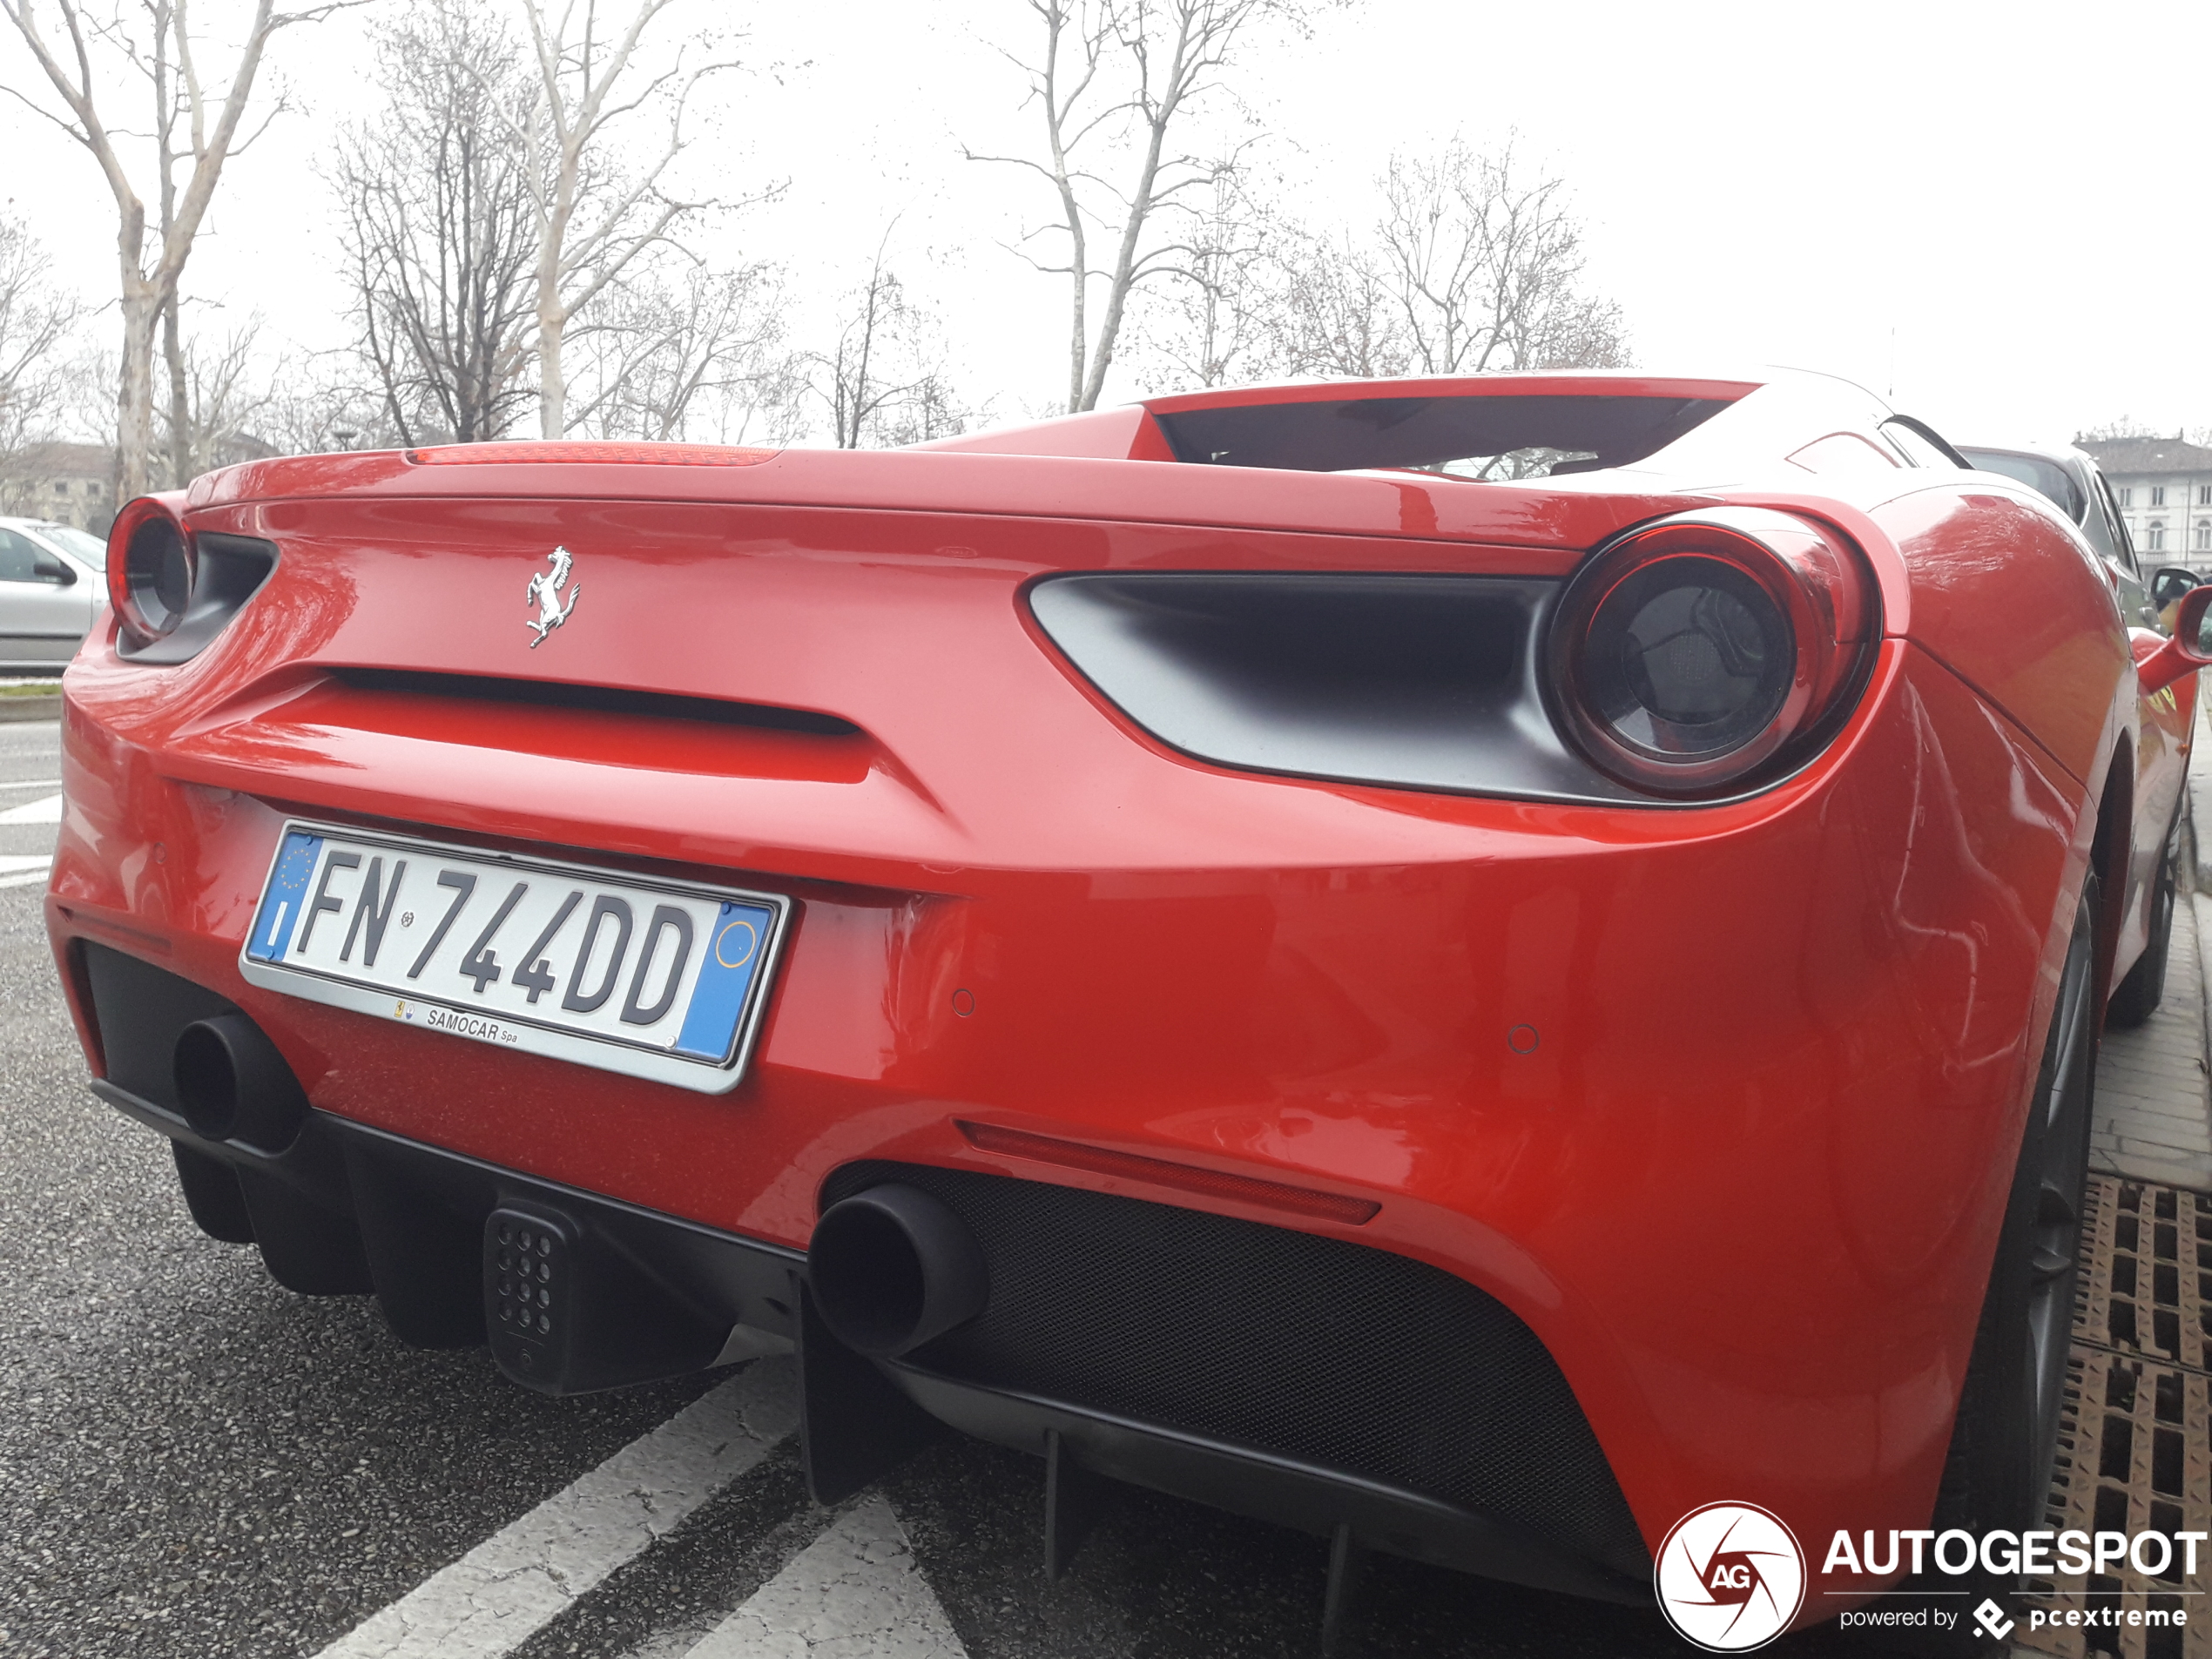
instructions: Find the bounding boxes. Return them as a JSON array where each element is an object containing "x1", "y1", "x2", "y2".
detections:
[{"x1": 487, "y1": 1205, "x2": 576, "y2": 1387}]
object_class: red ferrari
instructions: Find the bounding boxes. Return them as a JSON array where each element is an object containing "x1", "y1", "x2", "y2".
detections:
[{"x1": 44, "y1": 371, "x2": 2212, "y2": 1645}]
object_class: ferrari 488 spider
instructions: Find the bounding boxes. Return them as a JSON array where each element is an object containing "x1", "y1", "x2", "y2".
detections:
[{"x1": 45, "y1": 370, "x2": 2212, "y2": 1642}]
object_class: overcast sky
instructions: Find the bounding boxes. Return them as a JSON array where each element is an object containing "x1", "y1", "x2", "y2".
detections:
[{"x1": 3, "y1": 0, "x2": 2204, "y2": 447}]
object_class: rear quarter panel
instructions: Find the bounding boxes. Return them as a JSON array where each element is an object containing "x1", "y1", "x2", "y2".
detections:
[{"x1": 1866, "y1": 482, "x2": 2131, "y2": 792}]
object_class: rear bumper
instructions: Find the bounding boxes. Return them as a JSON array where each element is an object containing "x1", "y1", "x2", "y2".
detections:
[{"x1": 79, "y1": 941, "x2": 1647, "y2": 1602}]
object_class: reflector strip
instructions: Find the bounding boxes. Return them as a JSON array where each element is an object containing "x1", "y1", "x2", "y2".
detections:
[
  {"x1": 406, "y1": 442, "x2": 781, "y2": 467},
  {"x1": 954, "y1": 1120, "x2": 1379, "y2": 1225}
]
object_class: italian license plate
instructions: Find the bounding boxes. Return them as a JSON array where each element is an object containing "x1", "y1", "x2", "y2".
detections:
[{"x1": 237, "y1": 822, "x2": 792, "y2": 1093}]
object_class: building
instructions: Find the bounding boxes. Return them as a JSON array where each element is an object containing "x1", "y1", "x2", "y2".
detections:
[
  {"x1": 0, "y1": 441, "x2": 117, "y2": 536},
  {"x1": 2076, "y1": 435, "x2": 2212, "y2": 575}
]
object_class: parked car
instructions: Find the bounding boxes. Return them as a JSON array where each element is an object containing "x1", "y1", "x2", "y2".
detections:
[
  {"x1": 0, "y1": 515, "x2": 107, "y2": 671},
  {"x1": 44, "y1": 371, "x2": 2212, "y2": 1649},
  {"x1": 1957, "y1": 438, "x2": 2204, "y2": 628},
  {"x1": 1957, "y1": 440, "x2": 2199, "y2": 1029}
]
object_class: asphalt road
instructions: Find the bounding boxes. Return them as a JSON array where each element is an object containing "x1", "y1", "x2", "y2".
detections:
[{"x1": 0, "y1": 716, "x2": 1870, "y2": 1658}]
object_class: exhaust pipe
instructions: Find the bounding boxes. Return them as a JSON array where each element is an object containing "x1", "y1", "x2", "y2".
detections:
[
  {"x1": 172, "y1": 1014, "x2": 309, "y2": 1150},
  {"x1": 809, "y1": 1184, "x2": 988, "y2": 1359}
]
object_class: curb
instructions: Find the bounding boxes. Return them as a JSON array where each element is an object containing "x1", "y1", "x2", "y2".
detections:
[
  {"x1": 2193, "y1": 698, "x2": 2212, "y2": 1083},
  {"x1": 0, "y1": 696, "x2": 61, "y2": 724},
  {"x1": 2194, "y1": 890, "x2": 2212, "y2": 1096}
]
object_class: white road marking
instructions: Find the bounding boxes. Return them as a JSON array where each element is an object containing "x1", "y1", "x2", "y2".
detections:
[
  {"x1": 0, "y1": 792, "x2": 61, "y2": 824},
  {"x1": 682, "y1": 1494, "x2": 967, "y2": 1659},
  {"x1": 0, "y1": 855, "x2": 51, "y2": 888},
  {"x1": 0, "y1": 777, "x2": 58, "y2": 790},
  {"x1": 314, "y1": 1357, "x2": 799, "y2": 1659}
]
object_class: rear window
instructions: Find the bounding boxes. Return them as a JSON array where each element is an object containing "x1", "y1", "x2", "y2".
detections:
[
  {"x1": 1150, "y1": 395, "x2": 1733, "y2": 479},
  {"x1": 1957, "y1": 448, "x2": 2086, "y2": 523}
]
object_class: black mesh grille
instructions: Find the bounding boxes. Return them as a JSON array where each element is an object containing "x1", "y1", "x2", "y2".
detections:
[{"x1": 822, "y1": 1162, "x2": 1648, "y2": 1575}]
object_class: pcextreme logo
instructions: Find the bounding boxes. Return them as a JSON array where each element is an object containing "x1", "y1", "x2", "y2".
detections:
[{"x1": 1654, "y1": 1502, "x2": 1807, "y2": 1651}]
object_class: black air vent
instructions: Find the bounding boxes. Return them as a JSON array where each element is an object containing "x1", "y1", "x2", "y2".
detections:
[
  {"x1": 327, "y1": 668, "x2": 860, "y2": 737},
  {"x1": 1150, "y1": 393, "x2": 1730, "y2": 473},
  {"x1": 822, "y1": 1161, "x2": 1650, "y2": 1579},
  {"x1": 1028, "y1": 571, "x2": 1647, "y2": 803},
  {"x1": 117, "y1": 531, "x2": 279, "y2": 666}
]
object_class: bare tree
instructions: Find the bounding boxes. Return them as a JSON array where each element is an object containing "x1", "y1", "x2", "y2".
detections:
[
  {"x1": 147, "y1": 314, "x2": 299, "y2": 476},
  {"x1": 248, "y1": 358, "x2": 395, "y2": 455},
  {"x1": 155, "y1": 317, "x2": 253, "y2": 476},
  {"x1": 1, "y1": 0, "x2": 361, "y2": 499},
  {"x1": 971, "y1": 0, "x2": 1316, "y2": 413},
  {"x1": 1132, "y1": 167, "x2": 1274, "y2": 388},
  {"x1": 1201, "y1": 138, "x2": 1627, "y2": 387},
  {"x1": 1263, "y1": 226, "x2": 1406, "y2": 378},
  {"x1": 804, "y1": 237, "x2": 973, "y2": 449},
  {"x1": 0, "y1": 213, "x2": 86, "y2": 495},
  {"x1": 1372, "y1": 136, "x2": 1626, "y2": 376},
  {"x1": 565, "y1": 262, "x2": 795, "y2": 442},
  {"x1": 513, "y1": 0, "x2": 760, "y2": 438},
  {"x1": 333, "y1": 0, "x2": 537, "y2": 447},
  {"x1": 2077, "y1": 416, "x2": 2162, "y2": 443},
  {"x1": 875, "y1": 375, "x2": 981, "y2": 448},
  {"x1": 74, "y1": 316, "x2": 385, "y2": 475}
]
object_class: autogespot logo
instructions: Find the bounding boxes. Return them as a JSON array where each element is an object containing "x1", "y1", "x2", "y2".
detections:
[{"x1": 1655, "y1": 1502, "x2": 1807, "y2": 1652}]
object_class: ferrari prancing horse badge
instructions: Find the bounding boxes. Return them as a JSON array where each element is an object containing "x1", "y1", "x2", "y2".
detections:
[{"x1": 525, "y1": 546, "x2": 580, "y2": 647}]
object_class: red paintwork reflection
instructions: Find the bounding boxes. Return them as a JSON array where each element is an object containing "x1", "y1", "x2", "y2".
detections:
[
  {"x1": 408, "y1": 441, "x2": 780, "y2": 467},
  {"x1": 186, "y1": 444, "x2": 1713, "y2": 558},
  {"x1": 956, "y1": 1119, "x2": 1383, "y2": 1224}
]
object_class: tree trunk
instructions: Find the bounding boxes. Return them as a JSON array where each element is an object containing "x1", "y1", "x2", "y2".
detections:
[
  {"x1": 117, "y1": 282, "x2": 158, "y2": 501},
  {"x1": 1068, "y1": 260, "x2": 1087, "y2": 413},
  {"x1": 162, "y1": 287, "x2": 189, "y2": 486},
  {"x1": 537, "y1": 241, "x2": 566, "y2": 439},
  {"x1": 1077, "y1": 22, "x2": 1184, "y2": 412}
]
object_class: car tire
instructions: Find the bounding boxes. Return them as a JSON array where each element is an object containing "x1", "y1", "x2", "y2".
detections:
[
  {"x1": 1871, "y1": 880, "x2": 2098, "y2": 1655},
  {"x1": 2107, "y1": 830, "x2": 2180, "y2": 1028}
]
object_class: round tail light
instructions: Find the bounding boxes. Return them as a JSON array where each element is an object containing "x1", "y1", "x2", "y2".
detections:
[
  {"x1": 107, "y1": 495, "x2": 197, "y2": 646},
  {"x1": 1548, "y1": 508, "x2": 1874, "y2": 796}
]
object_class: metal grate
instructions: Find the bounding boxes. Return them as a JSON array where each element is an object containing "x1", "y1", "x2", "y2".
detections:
[{"x1": 2018, "y1": 1177, "x2": 2212, "y2": 1657}]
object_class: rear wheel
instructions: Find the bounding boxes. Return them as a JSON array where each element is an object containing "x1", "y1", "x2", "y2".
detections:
[
  {"x1": 2108, "y1": 828, "x2": 2181, "y2": 1028},
  {"x1": 1881, "y1": 881, "x2": 2098, "y2": 1653}
]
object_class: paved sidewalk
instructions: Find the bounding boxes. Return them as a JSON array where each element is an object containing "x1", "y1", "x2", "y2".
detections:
[
  {"x1": 2090, "y1": 891, "x2": 2212, "y2": 1186},
  {"x1": 2092, "y1": 705, "x2": 2212, "y2": 1190}
]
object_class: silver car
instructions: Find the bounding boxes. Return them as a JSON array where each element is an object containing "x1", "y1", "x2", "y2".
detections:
[
  {"x1": 1955, "y1": 441, "x2": 2202, "y2": 632},
  {"x1": 0, "y1": 515, "x2": 106, "y2": 670}
]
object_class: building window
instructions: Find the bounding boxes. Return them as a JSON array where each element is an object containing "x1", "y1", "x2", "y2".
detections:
[
  {"x1": 2152, "y1": 485, "x2": 2168, "y2": 507},
  {"x1": 2201, "y1": 484, "x2": 2212, "y2": 506},
  {"x1": 2147, "y1": 521, "x2": 2168, "y2": 551},
  {"x1": 2120, "y1": 487, "x2": 2135, "y2": 506},
  {"x1": 2196, "y1": 522, "x2": 2212, "y2": 551}
]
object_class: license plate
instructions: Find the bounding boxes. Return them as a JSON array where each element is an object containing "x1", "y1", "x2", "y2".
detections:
[{"x1": 237, "y1": 822, "x2": 792, "y2": 1093}]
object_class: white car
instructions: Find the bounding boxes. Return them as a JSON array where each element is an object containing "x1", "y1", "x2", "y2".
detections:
[{"x1": 0, "y1": 515, "x2": 107, "y2": 671}]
